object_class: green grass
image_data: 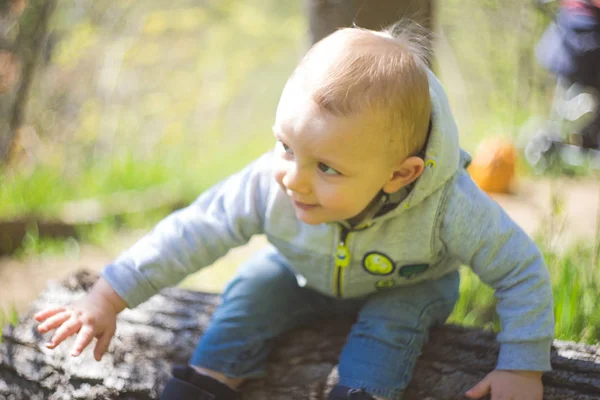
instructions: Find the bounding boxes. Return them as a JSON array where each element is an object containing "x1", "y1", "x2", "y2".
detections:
[
  {"x1": 0, "y1": 155, "x2": 173, "y2": 218},
  {"x1": 0, "y1": 306, "x2": 19, "y2": 343},
  {"x1": 547, "y1": 243, "x2": 600, "y2": 343},
  {"x1": 0, "y1": 133, "x2": 273, "y2": 220},
  {"x1": 448, "y1": 267, "x2": 499, "y2": 332},
  {"x1": 449, "y1": 241, "x2": 600, "y2": 344},
  {"x1": 15, "y1": 226, "x2": 81, "y2": 259}
]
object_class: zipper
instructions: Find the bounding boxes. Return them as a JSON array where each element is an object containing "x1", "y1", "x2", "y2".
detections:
[{"x1": 334, "y1": 226, "x2": 350, "y2": 297}]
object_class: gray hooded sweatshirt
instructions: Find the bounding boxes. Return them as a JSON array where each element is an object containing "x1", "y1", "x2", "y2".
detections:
[{"x1": 102, "y1": 71, "x2": 554, "y2": 372}]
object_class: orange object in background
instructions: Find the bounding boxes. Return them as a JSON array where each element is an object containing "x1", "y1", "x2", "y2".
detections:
[{"x1": 468, "y1": 137, "x2": 517, "y2": 194}]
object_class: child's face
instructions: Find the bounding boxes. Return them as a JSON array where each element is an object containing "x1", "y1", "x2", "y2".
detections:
[{"x1": 272, "y1": 85, "x2": 400, "y2": 225}]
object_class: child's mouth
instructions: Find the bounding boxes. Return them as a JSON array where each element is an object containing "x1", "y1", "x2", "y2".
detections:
[{"x1": 293, "y1": 200, "x2": 318, "y2": 210}]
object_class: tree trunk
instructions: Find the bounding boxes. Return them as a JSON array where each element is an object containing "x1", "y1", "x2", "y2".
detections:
[
  {"x1": 306, "y1": 0, "x2": 435, "y2": 63},
  {"x1": 0, "y1": 0, "x2": 22, "y2": 162},
  {"x1": 1, "y1": 270, "x2": 599, "y2": 400},
  {"x1": 0, "y1": 0, "x2": 55, "y2": 164}
]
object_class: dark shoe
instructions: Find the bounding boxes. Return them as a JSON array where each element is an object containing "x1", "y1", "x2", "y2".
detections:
[
  {"x1": 160, "y1": 365, "x2": 240, "y2": 400},
  {"x1": 328, "y1": 385, "x2": 376, "y2": 400}
]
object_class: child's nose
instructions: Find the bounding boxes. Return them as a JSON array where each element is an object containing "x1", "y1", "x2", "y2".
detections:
[{"x1": 282, "y1": 164, "x2": 311, "y2": 195}]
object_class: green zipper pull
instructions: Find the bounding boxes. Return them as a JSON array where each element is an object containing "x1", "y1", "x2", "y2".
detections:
[
  {"x1": 335, "y1": 244, "x2": 350, "y2": 268},
  {"x1": 334, "y1": 228, "x2": 350, "y2": 297}
]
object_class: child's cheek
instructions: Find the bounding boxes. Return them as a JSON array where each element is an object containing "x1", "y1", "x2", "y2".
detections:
[{"x1": 322, "y1": 190, "x2": 350, "y2": 212}]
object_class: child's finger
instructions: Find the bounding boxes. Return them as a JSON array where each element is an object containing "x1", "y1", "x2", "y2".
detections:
[
  {"x1": 93, "y1": 330, "x2": 114, "y2": 361},
  {"x1": 37, "y1": 311, "x2": 71, "y2": 333},
  {"x1": 47, "y1": 317, "x2": 82, "y2": 349},
  {"x1": 71, "y1": 325, "x2": 95, "y2": 357},
  {"x1": 465, "y1": 375, "x2": 491, "y2": 399},
  {"x1": 34, "y1": 307, "x2": 67, "y2": 322}
]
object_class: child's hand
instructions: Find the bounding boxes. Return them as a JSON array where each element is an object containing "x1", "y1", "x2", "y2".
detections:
[
  {"x1": 34, "y1": 296, "x2": 117, "y2": 361},
  {"x1": 465, "y1": 370, "x2": 543, "y2": 400},
  {"x1": 34, "y1": 277, "x2": 126, "y2": 361}
]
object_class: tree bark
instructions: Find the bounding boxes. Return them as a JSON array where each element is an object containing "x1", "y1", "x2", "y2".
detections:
[{"x1": 1, "y1": 270, "x2": 599, "y2": 400}]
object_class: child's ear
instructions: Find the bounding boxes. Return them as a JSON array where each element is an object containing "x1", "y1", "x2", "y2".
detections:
[{"x1": 382, "y1": 157, "x2": 425, "y2": 194}]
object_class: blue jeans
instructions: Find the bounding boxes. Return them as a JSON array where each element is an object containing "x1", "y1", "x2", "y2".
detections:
[{"x1": 191, "y1": 248, "x2": 460, "y2": 400}]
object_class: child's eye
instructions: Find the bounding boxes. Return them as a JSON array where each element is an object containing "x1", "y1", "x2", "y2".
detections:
[
  {"x1": 318, "y1": 162, "x2": 341, "y2": 175},
  {"x1": 278, "y1": 141, "x2": 293, "y2": 155}
]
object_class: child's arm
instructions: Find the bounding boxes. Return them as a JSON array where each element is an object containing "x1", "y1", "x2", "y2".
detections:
[
  {"x1": 440, "y1": 172, "x2": 554, "y2": 399},
  {"x1": 101, "y1": 152, "x2": 274, "y2": 308},
  {"x1": 35, "y1": 152, "x2": 274, "y2": 359},
  {"x1": 34, "y1": 277, "x2": 126, "y2": 361}
]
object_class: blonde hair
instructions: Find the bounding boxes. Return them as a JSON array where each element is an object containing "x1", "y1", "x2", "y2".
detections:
[{"x1": 292, "y1": 22, "x2": 431, "y2": 160}]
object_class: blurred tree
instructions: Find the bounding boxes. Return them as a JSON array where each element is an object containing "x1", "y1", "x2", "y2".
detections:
[
  {"x1": 0, "y1": 0, "x2": 27, "y2": 21},
  {"x1": 0, "y1": 0, "x2": 55, "y2": 165},
  {"x1": 307, "y1": 0, "x2": 435, "y2": 62}
]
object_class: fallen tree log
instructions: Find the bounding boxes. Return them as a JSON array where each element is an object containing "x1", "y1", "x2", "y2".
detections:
[
  {"x1": 0, "y1": 183, "x2": 186, "y2": 256},
  {"x1": 0, "y1": 270, "x2": 599, "y2": 400},
  {"x1": 0, "y1": 218, "x2": 77, "y2": 256}
]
